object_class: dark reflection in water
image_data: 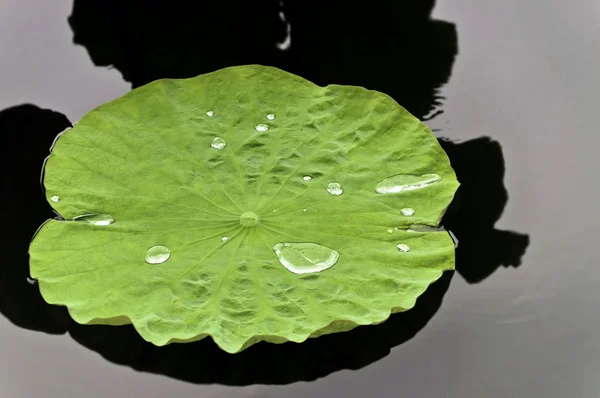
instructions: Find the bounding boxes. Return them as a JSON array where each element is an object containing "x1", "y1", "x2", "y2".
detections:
[
  {"x1": 68, "y1": 0, "x2": 455, "y2": 120},
  {"x1": 0, "y1": 105, "x2": 72, "y2": 334},
  {"x1": 0, "y1": 0, "x2": 529, "y2": 386},
  {"x1": 440, "y1": 137, "x2": 530, "y2": 283}
]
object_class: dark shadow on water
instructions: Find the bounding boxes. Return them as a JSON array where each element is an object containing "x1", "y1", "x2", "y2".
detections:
[
  {"x1": 439, "y1": 137, "x2": 530, "y2": 283},
  {"x1": 69, "y1": 272, "x2": 453, "y2": 384},
  {"x1": 0, "y1": 0, "x2": 529, "y2": 386},
  {"x1": 68, "y1": 0, "x2": 455, "y2": 120},
  {"x1": 0, "y1": 105, "x2": 72, "y2": 334}
]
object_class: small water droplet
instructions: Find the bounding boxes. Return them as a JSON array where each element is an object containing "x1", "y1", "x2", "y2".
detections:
[
  {"x1": 255, "y1": 123, "x2": 269, "y2": 132},
  {"x1": 327, "y1": 182, "x2": 343, "y2": 196},
  {"x1": 272, "y1": 242, "x2": 339, "y2": 274},
  {"x1": 145, "y1": 245, "x2": 171, "y2": 264},
  {"x1": 396, "y1": 243, "x2": 411, "y2": 253},
  {"x1": 400, "y1": 208, "x2": 415, "y2": 216},
  {"x1": 387, "y1": 228, "x2": 393, "y2": 234},
  {"x1": 302, "y1": 208, "x2": 307, "y2": 212},
  {"x1": 72, "y1": 213, "x2": 115, "y2": 226},
  {"x1": 50, "y1": 195, "x2": 60, "y2": 202},
  {"x1": 211, "y1": 136, "x2": 227, "y2": 149},
  {"x1": 26, "y1": 277, "x2": 37, "y2": 285},
  {"x1": 302, "y1": 175, "x2": 312, "y2": 181},
  {"x1": 266, "y1": 113, "x2": 276, "y2": 120},
  {"x1": 375, "y1": 173, "x2": 442, "y2": 194},
  {"x1": 221, "y1": 236, "x2": 229, "y2": 242},
  {"x1": 206, "y1": 110, "x2": 214, "y2": 117}
]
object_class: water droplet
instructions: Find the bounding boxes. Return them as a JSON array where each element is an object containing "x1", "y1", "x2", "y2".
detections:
[
  {"x1": 221, "y1": 236, "x2": 229, "y2": 242},
  {"x1": 400, "y1": 208, "x2": 415, "y2": 216},
  {"x1": 407, "y1": 225, "x2": 445, "y2": 233},
  {"x1": 26, "y1": 277, "x2": 37, "y2": 285},
  {"x1": 145, "y1": 245, "x2": 171, "y2": 264},
  {"x1": 302, "y1": 175, "x2": 312, "y2": 181},
  {"x1": 266, "y1": 113, "x2": 276, "y2": 120},
  {"x1": 302, "y1": 208, "x2": 307, "y2": 212},
  {"x1": 206, "y1": 110, "x2": 214, "y2": 117},
  {"x1": 327, "y1": 182, "x2": 343, "y2": 196},
  {"x1": 387, "y1": 228, "x2": 393, "y2": 234},
  {"x1": 72, "y1": 213, "x2": 115, "y2": 226},
  {"x1": 240, "y1": 211, "x2": 259, "y2": 227},
  {"x1": 255, "y1": 123, "x2": 269, "y2": 132},
  {"x1": 50, "y1": 195, "x2": 60, "y2": 202},
  {"x1": 375, "y1": 173, "x2": 442, "y2": 194},
  {"x1": 396, "y1": 243, "x2": 411, "y2": 253},
  {"x1": 272, "y1": 242, "x2": 339, "y2": 274},
  {"x1": 211, "y1": 136, "x2": 227, "y2": 149}
]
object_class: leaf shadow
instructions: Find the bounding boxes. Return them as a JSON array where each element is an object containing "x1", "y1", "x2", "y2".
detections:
[
  {"x1": 0, "y1": 104, "x2": 73, "y2": 334},
  {"x1": 67, "y1": 0, "x2": 455, "y2": 120},
  {"x1": 439, "y1": 137, "x2": 530, "y2": 283}
]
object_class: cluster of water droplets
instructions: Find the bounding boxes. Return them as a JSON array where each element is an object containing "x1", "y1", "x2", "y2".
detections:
[{"x1": 44, "y1": 106, "x2": 456, "y2": 275}]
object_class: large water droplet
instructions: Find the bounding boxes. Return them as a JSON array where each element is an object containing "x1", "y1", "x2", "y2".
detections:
[
  {"x1": 211, "y1": 136, "x2": 227, "y2": 149},
  {"x1": 240, "y1": 211, "x2": 259, "y2": 227},
  {"x1": 255, "y1": 123, "x2": 269, "y2": 132},
  {"x1": 266, "y1": 113, "x2": 276, "y2": 120},
  {"x1": 145, "y1": 245, "x2": 171, "y2": 264},
  {"x1": 72, "y1": 213, "x2": 115, "y2": 226},
  {"x1": 272, "y1": 242, "x2": 339, "y2": 274},
  {"x1": 50, "y1": 195, "x2": 60, "y2": 202},
  {"x1": 221, "y1": 236, "x2": 229, "y2": 242},
  {"x1": 396, "y1": 243, "x2": 411, "y2": 253},
  {"x1": 375, "y1": 173, "x2": 442, "y2": 194},
  {"x1": 327, "y1": 182, "x2": 343, "y2": 196},
  {"x1": 302, "y1": 175, "x2": 312, "y2": 181},
  {"x1": 206, "y1": 110, "x2": 214, "y2": 117},
  {"x1": 400, "y1": 208, "x2": 415, "y2": 216}
]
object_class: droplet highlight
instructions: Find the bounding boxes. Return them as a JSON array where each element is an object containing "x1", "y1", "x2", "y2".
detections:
[
  {"x1": 26, "y1": 277, "x2": 37, "y2": 285},
  {"x1": 145, "y1": 245, "x2": 171, "y2": 264},
  {"x1": 387, "y1": 228, "x2": 393, "y2": 234},
  {"x1": 255, "y1": 123, "x2": 269, "y2": 132},
  {"x1": 50, "y1": 195, "x2": 60, "y2": 203},
  {"x1": 272, "y1": 242, "x2": 340, "y2": 274},
  {"x1": 302, "y1": 175, "x2": 312, "y2": 181},
  {"x1": 266, "y1": 113, "x2": 276, "y2": 120},
  {"x1": 206, "y1": 110, "x2": 214, "y2": 117},
  {"x1": 221, "y1": 236, "x2": 229, "y2": 242},
  {"x1": 396, "y1": 243, "x2": 411, "y2": 253},
  {"x1": 375, "y1": 173, "x2": 442, "y2": 194},
  {"x1": 211, "y1": 136, "x2": 227, "y2": 149},
  {"x1": 72, "y1": 213, "x2": 115, "y2": 226},
  {"x1": 400, "y1": 208, "x2": 415, "y2": 216},
  {"x1": 327, "y1": 182, "x2": 343, "y2": 196}
]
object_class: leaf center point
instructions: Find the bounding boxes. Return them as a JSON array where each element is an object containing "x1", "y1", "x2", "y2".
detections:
[{"x1": 239, "y1": 211, "x2": 259, "y2": 227}]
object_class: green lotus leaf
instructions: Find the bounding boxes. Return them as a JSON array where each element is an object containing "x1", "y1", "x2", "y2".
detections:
[{"x1": 29, "y1": 65, "x2": 459, "y2": 353}]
